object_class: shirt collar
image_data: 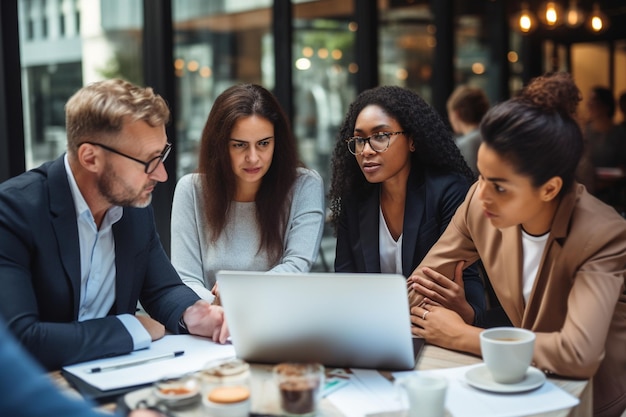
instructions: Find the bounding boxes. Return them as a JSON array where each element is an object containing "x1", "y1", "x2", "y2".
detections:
[{"x1": 63, "y1": 153, "x2": 123, "y2": 225}]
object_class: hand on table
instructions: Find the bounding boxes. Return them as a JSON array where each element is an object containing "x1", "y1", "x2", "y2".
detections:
[
  {"x1": 183, "y1": 300, "x2": 230, "y2": 343},
  {"x1": 411, "y1": 303, "x2": 482, "y2": 356},
  {"x1": 409, "y1": 260, "x2": 475, "y2": 324},
  {"x1": 136, "y1": 315, "x2": 165, "y2": 341}
]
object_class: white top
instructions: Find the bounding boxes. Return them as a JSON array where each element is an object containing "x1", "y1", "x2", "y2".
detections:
[
  {"x1": 379, "y1": 206, "x2": 403, "y2": 274},
  {"x1": 521, "y1": 229, "x2": 549, "y2": 305},
  {"x1": 170, "y1": 168, "x2": 325, "y2": 302}
]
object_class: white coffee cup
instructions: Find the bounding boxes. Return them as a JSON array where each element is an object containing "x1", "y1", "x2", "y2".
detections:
[
  {"x1": 480, "y1": 327, "x2": 536, "y2": 384},
  {"x1": 395, "y1": 374, "x2": 448, "y2": 417}
]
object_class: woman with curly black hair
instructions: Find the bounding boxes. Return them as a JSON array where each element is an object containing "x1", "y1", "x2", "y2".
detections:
[{"x1": 329, "y1": 85, "x2": 486, "y2": 325}]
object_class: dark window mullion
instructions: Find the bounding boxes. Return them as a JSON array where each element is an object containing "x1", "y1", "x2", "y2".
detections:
[
  {"x1": 0, "y1": 0, "x2": 26, "y2": 182},
  {"x1": 143, "y1": 0, "x2": 176, "y2": 254}
]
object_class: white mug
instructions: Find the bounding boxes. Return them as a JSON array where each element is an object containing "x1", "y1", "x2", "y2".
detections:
[
  {"x1": 480, "y1": 327, "x2": 536, "y2": 384},
  {"x1": 395, "y1": 374, "x2": 448, "y2": 417}
]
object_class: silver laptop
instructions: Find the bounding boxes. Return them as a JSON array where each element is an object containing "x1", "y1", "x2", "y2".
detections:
[{"x1": 217, "y1": 270, "x2": 422, "y2": 370}]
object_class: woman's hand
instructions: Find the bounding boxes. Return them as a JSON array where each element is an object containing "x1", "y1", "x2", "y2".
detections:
[
  {"x1": 409, "y1": 261, "x2": 475, "y2": 324},
  {"x1": 410, "y1": 304, "x2": 481, "y2": 356}
]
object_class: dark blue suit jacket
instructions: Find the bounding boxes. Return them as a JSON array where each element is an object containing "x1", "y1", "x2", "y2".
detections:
[
  {"x1": 0, "y1": 156, "x2": 200, "y2": 370},
  {"x1": 334, "y1": 168, "x2": 486, "y2": 321}
]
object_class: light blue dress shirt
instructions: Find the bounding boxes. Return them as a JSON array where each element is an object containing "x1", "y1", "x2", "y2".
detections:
[{"x1": 63, "y1": 155, "x2": 150, "y2": 350}]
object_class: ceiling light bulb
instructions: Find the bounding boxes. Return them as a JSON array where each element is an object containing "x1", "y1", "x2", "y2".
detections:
[
  {"x1": 565, "y1": 0, "x2": 585, "y2": 27},
  {"x1": 511, "y1": 2, "x2": 538, "y2": 34},
  {"x1": 587, "y1": 3, "x2": 609, "y2": 33},
  {"x1": 565, "y1": 0, "x2": 585, "y2": 28},
  {"x1": 538, "y1": 1, "x2": 563, "y2": 28}
]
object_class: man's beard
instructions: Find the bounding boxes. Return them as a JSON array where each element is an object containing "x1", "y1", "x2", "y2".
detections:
[{"x1": 97, "y1": 165, "x2": 154, "y2": 208}]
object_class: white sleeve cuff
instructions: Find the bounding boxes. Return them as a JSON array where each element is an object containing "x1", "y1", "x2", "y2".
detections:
[{"x1": 116, "y1": 314, "x2": 151, "y2": 350}]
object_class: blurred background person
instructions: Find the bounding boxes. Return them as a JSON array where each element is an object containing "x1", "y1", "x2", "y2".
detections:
[
  {"x1": 583, "y1": 87, "x2": 626, "y2": 207},
  {"x1": 617, "y1": 92, "x2": 626, "y2": 167},
  {"x1": 446, "y1": 85, "x2": 490, "y2": 176},
  {"x1": 584, "y1": 86, "x2": 622, "y2": 169}
]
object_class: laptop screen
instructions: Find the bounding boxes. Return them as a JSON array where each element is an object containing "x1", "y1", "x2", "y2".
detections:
[{"x1": 217, "y1": 271, "x2": 421, "y2": 371}]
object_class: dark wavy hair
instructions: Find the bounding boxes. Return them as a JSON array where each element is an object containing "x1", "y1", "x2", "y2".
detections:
[
  {"x1": 197, "y1": 83, "x2": 300, "y2": 264},
  {"x1": 328, "y1": 85, "x2": 474, "y2": 231},
  {"x1": 480, "y1": 72, "x2": 583, "y2": 198}
]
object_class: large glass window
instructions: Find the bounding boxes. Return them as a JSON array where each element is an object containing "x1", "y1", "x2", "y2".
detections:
[
  {"x1": 379, "y1": 3, "x2": 435, "y2": 101},
  {"x1": 18, "y1": 0, "x2": 143, "y2": 169},
  {"x1": 292, "y1": 0, "x2": 356, "y2": 271},
  {"x1": 292, "y1": 10, "x2": 356, "y2": 194},
  {"x1": 172, "y1": 1, "x2": 272, "y2": 178}
]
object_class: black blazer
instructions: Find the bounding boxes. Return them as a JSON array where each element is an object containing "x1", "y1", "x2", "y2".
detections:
[
  {"x1": 0, "y1": 156, "x2": 200, "y2": 370},
  {"x1": 334, "y1": 167, "x2": 486, "y2": 320}
]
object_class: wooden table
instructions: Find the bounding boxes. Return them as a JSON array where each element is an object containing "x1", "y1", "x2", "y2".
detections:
[{"x1": 52, "y1": 343, "x2": 591, "y2": 417}]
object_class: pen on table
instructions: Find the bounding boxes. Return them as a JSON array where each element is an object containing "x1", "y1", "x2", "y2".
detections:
[{"x1": 86, "y1": 350, "x2": 185, "y2": 373}]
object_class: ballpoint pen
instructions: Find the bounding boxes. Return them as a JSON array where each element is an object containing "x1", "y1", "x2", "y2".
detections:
[{"x1": 86, "y1": 350, "x2": 185, "y2": 373}]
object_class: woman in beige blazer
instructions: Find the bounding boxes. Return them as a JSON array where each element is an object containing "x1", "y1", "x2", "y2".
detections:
[{"x1": 408, "y1": 72, "x2": 626, "y2": 417}]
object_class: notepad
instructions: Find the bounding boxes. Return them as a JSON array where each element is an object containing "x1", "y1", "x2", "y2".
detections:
[{"x1": 62, "y1": 335, "x2": 236, "y2": 395}]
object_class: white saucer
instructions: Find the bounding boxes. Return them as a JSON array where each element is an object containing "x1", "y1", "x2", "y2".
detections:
[{"x1": 465, "y1": 365, "x2": 546, "y2": 393}]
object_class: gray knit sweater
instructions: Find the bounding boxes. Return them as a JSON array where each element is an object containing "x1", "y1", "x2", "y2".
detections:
[{"x1": 170, "y1": 168, "x2": 325, "y2": 302}]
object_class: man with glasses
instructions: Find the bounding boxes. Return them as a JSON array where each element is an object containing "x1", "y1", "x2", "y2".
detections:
[{"x1": 0, "y1": 79, "x2": 229, "y2": 370}]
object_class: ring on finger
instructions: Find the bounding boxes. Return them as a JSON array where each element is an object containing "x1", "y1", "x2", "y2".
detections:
[{"x1": 422, "y1": 310, "x2": 429, "y2": 320}]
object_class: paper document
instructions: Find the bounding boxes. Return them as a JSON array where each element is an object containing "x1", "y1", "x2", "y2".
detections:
[
  {"x1": 325, "y1": 368, "x2": 404, "y2": 417},
  {"x1": 392, "y1": 364, "x2": 580, "y2": 417},
  {"x1": 325, "y1": 364, "x2": 579, "y2": 417},
  {"x1": 62, "y1": 335, "x2": 236, "y2": 391}
]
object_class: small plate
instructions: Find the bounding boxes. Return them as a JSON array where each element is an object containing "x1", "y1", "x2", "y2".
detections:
[
  {"x1": 465, "y1": 365, "x2": 546, "y2": 393},
  {"x1": 153, "y1": 376, "x2": 201, "y2": 408}
]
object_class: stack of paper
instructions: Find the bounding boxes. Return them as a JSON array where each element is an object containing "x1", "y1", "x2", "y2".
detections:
[{"x1": 62, "y1": 335, "x2": 236, "y2": 391}]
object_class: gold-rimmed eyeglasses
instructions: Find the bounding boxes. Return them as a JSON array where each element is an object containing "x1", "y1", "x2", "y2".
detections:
[{"x1": 345, "y1": 131, "x2": 405, "y2": 156}]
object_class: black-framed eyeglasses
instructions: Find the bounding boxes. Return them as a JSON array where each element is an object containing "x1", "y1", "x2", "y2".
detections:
[
  {"x1": 345, "y1": 131, "x2": 405, "y2": 156},
  {"x1": 80, "y1": 142, "x2": 172, "y2": 174}
]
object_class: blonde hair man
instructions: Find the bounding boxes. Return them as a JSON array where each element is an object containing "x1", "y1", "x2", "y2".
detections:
[{"x1": 0, "y1": 79, "x2": 229, "y2": 370}]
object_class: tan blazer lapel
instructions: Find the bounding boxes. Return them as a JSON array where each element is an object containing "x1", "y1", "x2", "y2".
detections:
[
  {"x1": 492, "y1": 226, "x2": 525, "y2": 326},
  {"x1": 522, "y1": 187, "x2": 578, "y2": 329}
]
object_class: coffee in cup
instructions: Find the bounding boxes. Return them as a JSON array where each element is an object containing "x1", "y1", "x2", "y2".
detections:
[
  {"x1": 273, "y1": 363, "x2": 324, "y2": 416},
  {"x1": 480, "y1": 327, "x2": 536, "y2": 384}
]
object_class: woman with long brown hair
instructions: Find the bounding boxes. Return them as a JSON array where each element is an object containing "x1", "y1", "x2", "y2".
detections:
[{"x1": 171, "y1": 84, "x2": 325, "y2": 302}]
